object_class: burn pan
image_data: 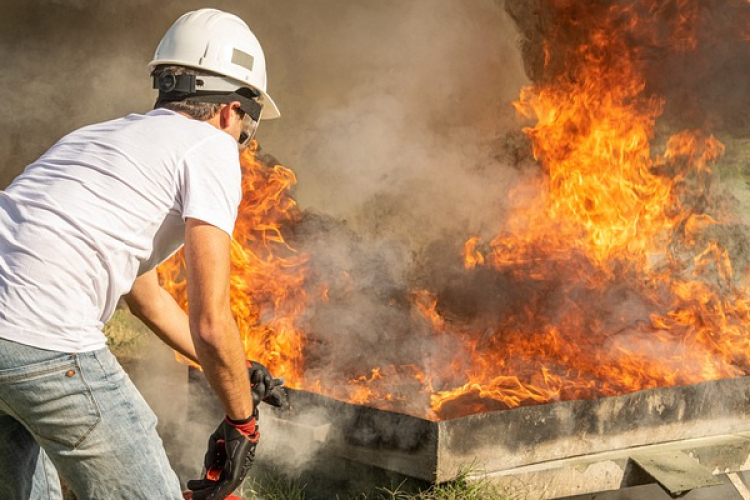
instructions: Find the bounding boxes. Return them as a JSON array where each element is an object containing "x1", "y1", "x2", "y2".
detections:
[{"x1": 188, "y1": 369, "x2": 750, "y2": 483}]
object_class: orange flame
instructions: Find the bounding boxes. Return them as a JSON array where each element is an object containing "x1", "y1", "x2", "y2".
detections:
[
  {"x1": 159, "y1": 0, "x2": 750, "y2": 421},
  {"x1": 158, "y1": 142, "x2": 310, "y2": 387},
  {"x1": 462, "y1": 237, "x2": 485, "y2": 270},
  {"x1": 421, "y1": 0, "x2": 750, "y2": 418}
]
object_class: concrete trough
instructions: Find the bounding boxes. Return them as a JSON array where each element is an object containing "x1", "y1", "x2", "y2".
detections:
[{"x1": 188, "y1": 369, "x2": 750, "y2": 484}]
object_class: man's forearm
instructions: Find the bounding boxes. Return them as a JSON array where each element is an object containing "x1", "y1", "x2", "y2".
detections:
[
  {"x1": 128, "y1": 282, "x2": 254, "y2": 419},
  {"x1": 191, "y1": 312, "x2": 255, "y2": 421},
  {"x1": 128, "y1": 287, "x2": 199, "y2": 363},
  {"x1": 184, "y1": 219, "x2": 255, "y2": 421}
]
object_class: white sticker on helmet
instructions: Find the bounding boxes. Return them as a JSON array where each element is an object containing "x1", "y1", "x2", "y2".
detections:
[{"x1": 232, "y1": 49, "x2": 255, "y2": 72}]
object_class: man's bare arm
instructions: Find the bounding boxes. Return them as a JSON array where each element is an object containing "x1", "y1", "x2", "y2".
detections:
[
  {"x1": 184, "y1": 218, "x2": 254, "y2": 421},
  {"x1": 124, "y1": 269, "x2": 198, "y2": 363}
]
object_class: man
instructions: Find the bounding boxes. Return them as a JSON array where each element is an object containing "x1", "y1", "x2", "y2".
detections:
[{"x1": 0, "y1": 9, "x2": 280, "y2": 500}]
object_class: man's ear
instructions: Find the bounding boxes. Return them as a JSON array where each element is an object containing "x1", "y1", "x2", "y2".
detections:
[{"x1": 218, "y1": 104, "x2": 234, "y2": 130}]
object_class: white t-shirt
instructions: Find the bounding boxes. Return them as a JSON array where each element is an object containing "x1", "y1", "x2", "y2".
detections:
[{"x1": 0, "y1": 109, "x2": 242, "y2": 352}]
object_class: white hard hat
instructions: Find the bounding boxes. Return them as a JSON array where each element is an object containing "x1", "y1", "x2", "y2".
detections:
[{"x1": 150, "y1": 8, "x2": 279, "y2": 120}]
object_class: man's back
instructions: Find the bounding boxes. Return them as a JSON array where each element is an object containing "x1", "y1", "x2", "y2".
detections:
[{"x1": 0, "y1": 109, "x2": 241, "y2": 352}]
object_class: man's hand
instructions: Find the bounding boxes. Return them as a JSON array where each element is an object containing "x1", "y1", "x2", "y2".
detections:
[
  {"x1": 187, "y1": 416, "x2": 259, "y2": 500},
  {"x1": 247, "y1": 360, "x2": 286, "y2": 409}
]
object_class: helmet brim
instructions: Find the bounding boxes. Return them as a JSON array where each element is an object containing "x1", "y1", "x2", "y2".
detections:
[{"x1": 259, "y1": 91, "x2": 280, "y2": 120}]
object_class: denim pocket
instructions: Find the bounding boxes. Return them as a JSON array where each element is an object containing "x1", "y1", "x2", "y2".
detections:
[{"x1": 0, "y1": 357, "x2": 101, "y2": 449}]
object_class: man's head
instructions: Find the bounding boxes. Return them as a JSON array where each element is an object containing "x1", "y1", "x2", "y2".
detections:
[{"x1": 150, "y1": 9, "x2": 279, "y2": 145}]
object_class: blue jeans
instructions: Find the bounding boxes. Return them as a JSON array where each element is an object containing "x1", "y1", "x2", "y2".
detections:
[{"x1": 0, "y1": 337, "x2": 183, "y2": 499}]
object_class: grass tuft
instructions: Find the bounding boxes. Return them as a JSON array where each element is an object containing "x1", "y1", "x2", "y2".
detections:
[
  {"x1": 103, "y1": 307, "x2": 149, "y2": 357},
  {"x1": 238, "y1": 470, "x2": 518, "y2": 500},
  {"x1": 378, "y1": 473, "x2": 514, "y2": 500},
  {"x1": 240, "y1": 472, "x2": 308, "y2": 500}
]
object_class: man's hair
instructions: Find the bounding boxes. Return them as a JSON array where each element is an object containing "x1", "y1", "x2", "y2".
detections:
[{"x1": 152, "y1": 65, "x2": 222, "y2": 121}]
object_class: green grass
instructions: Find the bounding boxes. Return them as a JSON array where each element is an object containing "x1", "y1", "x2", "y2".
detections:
[
  {"x1": 239, "y1": 472, "x2": 518, "y2": 500},
  {"x1": 103, "y1": 307, "x2": 149, "y2": 357},
  {"x1": 241, "y1": 472, "x2": 309, "y2": 500},
  {"x1": 379, "y1": 476, "x2": 515, "y2": 500},
  {"x1": 63, "y1": 474, "x2": 518, "y2": 500}
]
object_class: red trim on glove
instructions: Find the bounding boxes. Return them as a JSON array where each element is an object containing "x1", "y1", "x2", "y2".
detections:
[
  {"x1": 184, "y1": 493, "x2": 244, "y2": 500},
  {"x1": 224, "y1": 416, "x2": 260, "y2": 443}
]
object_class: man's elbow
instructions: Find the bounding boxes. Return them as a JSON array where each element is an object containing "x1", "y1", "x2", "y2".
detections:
[{"x1": 190, "y1": 309, "x2": 234, "y2": 347}]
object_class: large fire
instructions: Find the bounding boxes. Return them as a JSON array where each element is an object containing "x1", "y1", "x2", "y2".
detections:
[
  {"x1": 158, "y1": 0, "x2": 750, "y2": 421},
  {"x1": 158, "y1": 143, "x2": 310, "y2": 384}
]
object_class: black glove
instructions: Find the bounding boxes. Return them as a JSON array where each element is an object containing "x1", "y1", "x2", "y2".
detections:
[
  {"x1": 247, "y1": 360, "x2": 286, "y2": 408},
  {"x1": 186, "y1": 416, "x2": 259, "y2": 500}
]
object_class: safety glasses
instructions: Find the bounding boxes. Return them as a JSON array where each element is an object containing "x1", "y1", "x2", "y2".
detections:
[{"x1": 236, "y1": 106, "x2": 260, "y2": 150}]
